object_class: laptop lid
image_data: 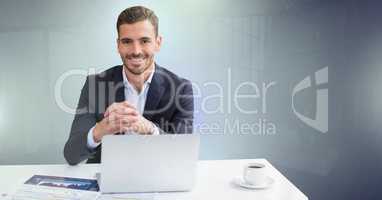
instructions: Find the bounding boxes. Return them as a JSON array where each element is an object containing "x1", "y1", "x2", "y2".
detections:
[{"x1": 99, "y1": 134, "x2": 200, "y2": 193}]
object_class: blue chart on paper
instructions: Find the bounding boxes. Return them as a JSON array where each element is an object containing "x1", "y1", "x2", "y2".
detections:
[{"x1": 24, "y1": 175, "x2": 99, "y2": 191}]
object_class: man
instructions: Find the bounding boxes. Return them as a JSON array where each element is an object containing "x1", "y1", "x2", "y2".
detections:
[{"x1": 64, "y1": 6, "x2": 194, "y2": 165}]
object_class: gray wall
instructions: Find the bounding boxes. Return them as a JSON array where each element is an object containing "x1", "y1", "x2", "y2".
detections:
[{"x1": 0, "y1": 0, "x2": 381, "y2": 199}]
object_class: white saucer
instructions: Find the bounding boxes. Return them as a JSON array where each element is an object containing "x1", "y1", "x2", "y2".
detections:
[{"x1": 233, "y1": 176, "x2": 274, "y2": 189}]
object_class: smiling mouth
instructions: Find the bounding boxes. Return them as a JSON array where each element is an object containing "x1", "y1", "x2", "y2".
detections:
[{"x1": 128, "y1": 58, "x2": 144, "y2": 65}]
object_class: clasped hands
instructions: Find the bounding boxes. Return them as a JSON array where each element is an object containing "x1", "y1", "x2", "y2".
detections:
[{"x1": 93, "y1": 101, "x2": 155, "y2": 142}]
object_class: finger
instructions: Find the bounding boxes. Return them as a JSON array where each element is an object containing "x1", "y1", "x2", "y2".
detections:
[
  {"x1": 107, "y1": 106, "x2": 138, "y2": 117},
  {"x1": 106, "y1": 113, "x2": 124, "y2": 124},
  {"x1": 104, "y1": 102, "x2": 119, "y2": 117},
  {"x1": 105, "y1": 103, "x2": 121, "y2": 117},
  {"x1": 107, "y1": 113, "x2": 119, "y2": 123},
  {"x1": 121, "y1": 126, "x2": 132, "y2": 133},
  {"x1": 122, "y1": 101, "x2": 136, "y2": 109},
  {"x1": 101, "y1": 117, "x2": 121, "y2": 134},
  {"x1": 121, "y1": 123, "x2": 139, "y2": 133},
  {"x1": 130, "y1": 123, "x2": 140, "y2": 133},
  {"x1": 105, "y1": 101, "x2": 138, "y2": 118},
  {"x1": 115, "y1": 107, "x2": 138, "y2": 116},
  {"x1": 105, "y1": 101, "x2": 137, "y2": 116},
  {"x1": 119, "y1": 116, "x2": 139, "y2": 126}
]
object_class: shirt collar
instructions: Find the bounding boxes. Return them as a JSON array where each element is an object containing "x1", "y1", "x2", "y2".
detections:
[{"x1": 122, "y1": 64, "x2": 155, "y2": 90}]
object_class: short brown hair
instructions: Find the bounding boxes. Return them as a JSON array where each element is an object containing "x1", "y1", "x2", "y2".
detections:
[{"x1": 116, "y1": 6, "x2": 159, "y2": 36}]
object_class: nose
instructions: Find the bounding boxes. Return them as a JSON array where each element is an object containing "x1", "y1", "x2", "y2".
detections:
[{"x1": 131, "y1": 41, "x2": 143, "y2": 55}]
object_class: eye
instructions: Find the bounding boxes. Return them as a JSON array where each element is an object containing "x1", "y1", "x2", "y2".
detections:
[
  {"x1": 120, "y1": 39, "x2": 131, "y2": 44},
  {"x1": 141, "y1": 39, "x2": 151, "y2": 44}
]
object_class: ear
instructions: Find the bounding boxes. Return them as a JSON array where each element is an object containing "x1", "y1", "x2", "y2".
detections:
[
  {"x1": 116, "y1": 38, "x2": 121, "y2": 53},
  {"x1": 155, "y1": 35, "x2": 162, "y2": 52}
]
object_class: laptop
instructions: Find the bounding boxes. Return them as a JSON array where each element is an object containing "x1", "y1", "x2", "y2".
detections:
[{"x1": 99, "y1": 134, "x2": 200, "y2": 193}]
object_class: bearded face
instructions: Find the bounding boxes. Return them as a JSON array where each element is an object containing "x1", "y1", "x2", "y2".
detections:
[{"x1": 117, "y1": 20, "x2": 162, "y2": 75}]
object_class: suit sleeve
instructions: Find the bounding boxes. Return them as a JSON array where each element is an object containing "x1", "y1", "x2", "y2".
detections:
[
  {"x1": 169, "y1": 80, "x2": 194, "y2": 134},
  {"x1": 63, "y1": 76, "x2": 98, "y2": 165}
]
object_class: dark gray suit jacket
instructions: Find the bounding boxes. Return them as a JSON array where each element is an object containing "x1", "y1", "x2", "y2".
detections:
[{"x1": 63, "y1": 64, "x2": 194, "y2": 165}]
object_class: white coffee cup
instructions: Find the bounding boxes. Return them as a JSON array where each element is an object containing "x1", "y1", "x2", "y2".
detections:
[{"x1": 243, "y1": 163, "x2": 267, "y2": 185}]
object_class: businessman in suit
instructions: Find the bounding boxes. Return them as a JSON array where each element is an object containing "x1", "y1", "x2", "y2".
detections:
[{"x1": 64, "y1": 6, "x2": 193, "y2": 165}]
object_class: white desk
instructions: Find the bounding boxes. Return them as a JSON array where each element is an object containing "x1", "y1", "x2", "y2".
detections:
[{"x1": 0, "y1": 159, "x2": 308, "y2": 200}]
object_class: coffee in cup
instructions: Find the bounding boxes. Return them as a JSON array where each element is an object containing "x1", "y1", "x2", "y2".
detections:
[{"x1": 243, "y1": 163, "x2": 267, "y2": 185}]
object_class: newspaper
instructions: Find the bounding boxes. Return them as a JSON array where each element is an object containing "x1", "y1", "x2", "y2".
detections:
[
  {"x1": 2, "y1": 175, "x2": 156, "y2": 200},
  {"x1": 8, "y1": 175, "x2": 100, "y2": 200}
]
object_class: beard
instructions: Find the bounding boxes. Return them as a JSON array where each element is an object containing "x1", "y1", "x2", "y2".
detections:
[{"x1": 122, "y1": 53, "x2": 154, "y2": 75}]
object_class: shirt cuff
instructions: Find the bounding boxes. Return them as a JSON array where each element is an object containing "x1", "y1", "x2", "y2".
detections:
[
  {"x1": 87, "y1": 126, "x2": 101, "y2": 149},
  {"x1": 151, "y1": 123, "x2": 160, "y2": 135}
]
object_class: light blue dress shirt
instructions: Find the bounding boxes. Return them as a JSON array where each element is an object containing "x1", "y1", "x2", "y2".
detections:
[{"x1": 87, "y1": 65, "x2": 159, "y2": 149}]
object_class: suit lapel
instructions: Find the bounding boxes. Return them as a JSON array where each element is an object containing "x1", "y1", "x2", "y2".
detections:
[
  {"x1": 111, "y1": 65, "x2": 165, "y2": 119},
  {"x1": 109, "y1": 66, "x2": 124, "y2": 135},
  {"x1": 112, "y1": 65, "x2": 125, "y2": 103},
  {"x1": 143, "y1": 65, "x2": 166, "y2": 119}
]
